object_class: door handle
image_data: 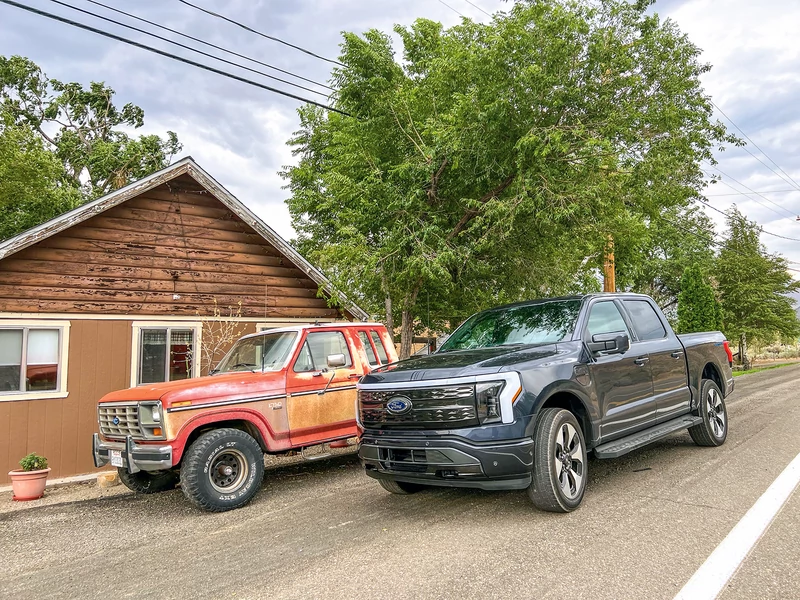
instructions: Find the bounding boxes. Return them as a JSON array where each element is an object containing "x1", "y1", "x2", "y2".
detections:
[
  {"x1": 670, "y1": 351, "x2": 684, "y2": 359},
  {"x1": 634, "y1": 357, "x2": 650, "y2": 366}
]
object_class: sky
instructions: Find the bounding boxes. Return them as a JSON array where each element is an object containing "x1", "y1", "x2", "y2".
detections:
[{"x1": 1, "y1": 0, "x2": 799, "y2": 272}]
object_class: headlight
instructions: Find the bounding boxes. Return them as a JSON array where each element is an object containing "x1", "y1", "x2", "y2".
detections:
[
  {"x1": 475, "y1": 381, "x2": 504, "y2": 424},
  {"x1": 138, "y1": 401, "x2": 165, "y2": 439}
]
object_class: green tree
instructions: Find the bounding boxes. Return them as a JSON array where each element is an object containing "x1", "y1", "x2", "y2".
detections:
[
  {"x1": 284, "y1": 0, "x2": 735, "y2": 357},
  {"x1": 0, "y1": 55, "x2": 181, "y2": 240},
  {"x1": 676, "y1": 264, "x2": 720, "y2": 333},
  {"x1": 715, "y1": 208, "x2": 800, "y2": 367}
]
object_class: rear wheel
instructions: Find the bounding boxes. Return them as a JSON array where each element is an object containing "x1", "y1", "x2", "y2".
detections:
[
  {"x1": 117, "y1": 468, "x2": 178, "y2": 494},
  {"x1": 180, "y1": 428, "x2": 265, "y2": 512},
  {"x1": 689, "y1": 379, "x2": 728, "y2": 447},
  {"x1": 528, "y1": 408, "x2": 588, "y2": 512},
  {"x1": 378, "y1": 479, "x2": 425, "y2": 495}
]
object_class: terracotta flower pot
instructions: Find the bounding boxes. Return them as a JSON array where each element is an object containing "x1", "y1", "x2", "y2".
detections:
[{"x1": 8, "y1": 468, "x2": 51, "y2": 501}]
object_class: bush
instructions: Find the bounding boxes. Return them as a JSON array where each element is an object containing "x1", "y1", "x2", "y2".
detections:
[{"x1": 19, "y1": 453, "x2": 48, "y2": 471}]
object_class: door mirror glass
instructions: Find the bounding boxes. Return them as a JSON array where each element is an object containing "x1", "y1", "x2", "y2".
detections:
[
  {"x1": 326, "y1": 353, "x2": 347, "y2": 368},
  {"x1": 587, "y1": 333, "x2": 630, "y2": 355}
]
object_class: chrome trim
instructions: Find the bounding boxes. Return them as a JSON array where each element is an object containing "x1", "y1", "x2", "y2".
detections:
[
  {"x1": 358, "y1": 373, "x2": 522, "y2": 424},
  {"x1": 165, "y1": 393, "x2": 286, "y2": 413},
  {"x1": 289, "y1": 384, "x2": 357, "y2": 398},
  {"x1": 93, "y1": 434, "x2": 173, "y2": 472}
]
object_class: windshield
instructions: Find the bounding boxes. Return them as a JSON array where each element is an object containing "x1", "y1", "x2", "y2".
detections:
[
  {"x1": 213, "y1": 332, "x2": 297, "y2": 373},
  {"x1": 439, "y1": 300, "x2": 581, "y2": 352}
]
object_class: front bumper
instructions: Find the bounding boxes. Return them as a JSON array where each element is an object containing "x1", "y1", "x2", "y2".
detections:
[
  {"x1": 359, "y1": 434, "x2": 534, "y2": 491},
  {"x1": 92, "y1": 434, "x2": 173, "y2": 474}
]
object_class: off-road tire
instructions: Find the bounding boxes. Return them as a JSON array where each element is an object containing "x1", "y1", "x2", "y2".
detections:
[
  {"x1": 180, "y1": 428, "x2": 265, "y2": 512},
  {"x1": 117, "y1": 468, "x2": 179, "y2": 494},
  {"x1": 378, "y1": 479, "x2": 425, "y2": 495},
  {"x1": 528, "y1": 408, "x2": 588, "y2": 512},
  {"x1": 689, "y1": 379, "x2": 728, "y2": 447}
]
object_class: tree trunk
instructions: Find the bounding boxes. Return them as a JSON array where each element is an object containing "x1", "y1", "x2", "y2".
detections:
[
  {"x1": 384, "y1": 294, "x2": 394, "y2": 336},
  {"x1": 739, "y1": 333, "x2": 750, "y2": 370},
  {"x1": 399, "y1": 309, "x2": 414, "y2": 360}
]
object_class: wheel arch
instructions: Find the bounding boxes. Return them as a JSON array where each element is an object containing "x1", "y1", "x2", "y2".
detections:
[
  {"x1": 536, "y1": 391, "x2": 596, "y2": 448},
  {"x1": 174, "y1": 415, "x2": 273, "y2": 464},
  {"x1": 702, "y1": 362, "x2": 724, "y2": 393}
]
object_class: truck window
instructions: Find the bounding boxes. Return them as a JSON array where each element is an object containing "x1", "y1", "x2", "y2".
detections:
[
  {"x1": 358, "y1": 331, "x2": 379, "y2": 366},
  {"x1": 214, "y1": 331, "x2": 297, "y2": 373},
  {"x1": 586, "y1": 302, "x2": 629, "y2": 338},
  {"x1": 294, "y1": 331, "x2": 353, "y2": 372},
  {"x1": 370, "y1": 330, "x2": 390, "y2": 363},
  {"x1": 623, "y1": 300, "x2": 667, "y2": 340}
]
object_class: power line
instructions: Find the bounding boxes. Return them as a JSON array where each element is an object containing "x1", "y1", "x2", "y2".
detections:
[
  {"x1": 461, "y1": 0, "x2": 492, "y2": 16},
  {"x1": 703, "y1": 170, "x2": 793, "y2": 222},
  {"x1": 174, "y1": 0, "x2": 344, "y2": 67},
  {"x1": 83, "y1": 0, "x2": 334, "y2": 91},
  {"x1": 0, "y1": 0, "x2": 351, "y2": 116},
  {"x1": 438, "y1": 0, "x2": 466, "y2": 17},
  {"x1": 46, "y1": 0, "x2": 329, "y2": 97},
  {"x1": 710, "y1": 99, "x2": 800, "y2": 192},
  {"x1": 697, "y1": 200, "x2": 800, "y2": 242},
  {"x1": 706, "y1": 189, "x2": 799, "y2": 197},
  {"x1": 702, "y1": 163, "x2": 798, "y2": 221}
]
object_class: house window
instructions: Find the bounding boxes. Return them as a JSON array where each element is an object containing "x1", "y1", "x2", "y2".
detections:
[
  {"x1": 0, "y1": 321, "x2": 70, "y2": 402},
  {"x1": 131, "y1": 323, "x2": 201, "y2": 386}
]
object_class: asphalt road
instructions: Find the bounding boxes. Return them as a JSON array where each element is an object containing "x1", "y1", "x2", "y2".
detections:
[{"x1": 2, "y1": 365, "x2": 799, "y2": 600}]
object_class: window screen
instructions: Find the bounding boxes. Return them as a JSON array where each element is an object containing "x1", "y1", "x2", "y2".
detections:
[
  {"x1": 624, "y1": 300, "x2": 667, "y2": 340},
  {"x1": 138, "y1": 328, "x2": 195, "y2": 384}
]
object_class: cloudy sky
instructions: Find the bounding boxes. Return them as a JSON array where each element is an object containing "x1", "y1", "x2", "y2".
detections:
[{"x1": 2, "y1": 0, "x2": 799, "y2": 271}]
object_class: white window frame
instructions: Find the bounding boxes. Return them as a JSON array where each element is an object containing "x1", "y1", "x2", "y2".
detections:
[
  {"x1": 130, "y1": 321, "x2": 202, "y2": 387},
  {"x1": 0, "y1": 320, "x2": 70, "y2": 402}
]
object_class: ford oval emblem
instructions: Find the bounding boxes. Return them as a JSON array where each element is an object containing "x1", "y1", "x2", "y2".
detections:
[
  {"x1": 386, "y1": 396, "x2": 412, "y2": 415},
  {"x1": 112, "y1": 416, "x2": 121, "y2": 425}
]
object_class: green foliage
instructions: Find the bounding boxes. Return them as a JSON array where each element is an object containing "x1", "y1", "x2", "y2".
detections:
[
  {"x1": 0, "y1": 55, "x2": 181, "y2": 240},
  {"x1": 715, "y1": 208, "x2": 800, "y2": 346},
  {"x1": 283, "y1": 0, "x2": 736, "y2": 355},
  {"x1": 676, "y1": 264, "x2": 720, "y2": 333},
  {"x1": 19, "y1": 452, "x2": 48, "y2": 472}
]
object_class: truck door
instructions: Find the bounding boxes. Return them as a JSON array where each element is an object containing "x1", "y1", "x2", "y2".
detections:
[
  {"x1": 622, "y1": 299, "x2": 691, "y2": 424},
  {"x1": 286, "y1": 330, "x2": 361, "y2": 446},
  {"x1": 584, "y1": 300, "x2": 656, "y2": 441}
]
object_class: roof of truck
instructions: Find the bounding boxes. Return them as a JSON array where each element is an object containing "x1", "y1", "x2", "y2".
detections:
[{"x1": 238, "y1": 322, "x2": 387, "y2": 340}]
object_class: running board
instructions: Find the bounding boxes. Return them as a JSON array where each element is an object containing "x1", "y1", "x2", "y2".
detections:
[{"x1": 594, "y1": 415, "x2": 703, "y2": 459}]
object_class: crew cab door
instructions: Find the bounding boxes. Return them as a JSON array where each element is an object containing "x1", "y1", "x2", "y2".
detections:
[
  {"x1": 286, "y1": 329, "x2": 361, "y2": 446},
  {"x1": 584, "y1": 299, "x2": 656, "y2": 441},
  {"x1": 621, "y1": 299, "x2": 691, "y2": 423}
]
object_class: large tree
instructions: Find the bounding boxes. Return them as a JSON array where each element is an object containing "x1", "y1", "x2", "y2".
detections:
[
  {"x1": 283, "y1": 0, "x2": 735, "y2": 357},
  {"x1": 0, "y1": 55, "x2": 181, "y2": 240},
  {"x1": 715, "y1": 208, "x2": 800, "y2": 367},
  {"x1": 676, "y1": 264, "x2": 721, "y2": 333}
]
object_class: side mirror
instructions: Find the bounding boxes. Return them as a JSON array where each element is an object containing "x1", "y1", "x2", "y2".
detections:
[
  {"x1": 326, "y1": 353, "x2": 347, "y2": 368},
  {"x1": 587, "y1": 333, "x2": 630, "y2": 355}
]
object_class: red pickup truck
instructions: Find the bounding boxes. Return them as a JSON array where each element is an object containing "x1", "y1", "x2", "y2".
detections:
[{"x1": 93, "y1": 323, "x2": 396, "y2": 511}]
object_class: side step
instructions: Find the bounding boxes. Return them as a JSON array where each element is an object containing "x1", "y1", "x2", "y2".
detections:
[{"x1": 594, "y1": 415, "x2": 702, "y2": 459}]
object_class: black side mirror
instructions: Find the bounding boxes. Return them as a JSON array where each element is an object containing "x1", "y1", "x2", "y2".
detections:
[{"x1": 587, "y1": 333, "x2": 630, "y2": 355}]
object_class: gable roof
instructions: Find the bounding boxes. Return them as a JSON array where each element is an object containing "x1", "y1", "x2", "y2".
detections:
[{"x1": 0, "y1": 156, "x2": 369, "y2": 321}]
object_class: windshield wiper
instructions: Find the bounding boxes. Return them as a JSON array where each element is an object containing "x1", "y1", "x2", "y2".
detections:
[{"x1": 227, "y1": 362, "x2": 259, "y2": 372}]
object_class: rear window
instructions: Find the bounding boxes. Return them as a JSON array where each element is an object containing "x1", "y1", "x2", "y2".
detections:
[{"x1": 624, "y1": 300, "x2": 667, "y2": 341}]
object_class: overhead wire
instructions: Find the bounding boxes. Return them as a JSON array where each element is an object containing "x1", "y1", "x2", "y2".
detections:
[
  {"x1": 45, "y1": 0, "x2": 330, "y2": 97},
  {"x1": 696, "y1": 198, "x2": 800, "y2": 242},
  {"x1": 706, "y1": 189, "x2": 799, "y2": 197},
  {"x1": 461, "y1": 0, "x2": 492, "y2": 17},
  {"x1": 438, "y1": 0, "x2": 466, "y2": 17},
  {"x1": 702, "y1": 163, "x2": 798, "y2": 221},
  {"x1": 0, "y1": 0, "x2": 351, "y2": 116},
  {"x1": 82, "y1": 0, "x2": 334, "y2": 91},
  {"x1": 174, "y1": 0, "x2": 344, "y2": 67}
]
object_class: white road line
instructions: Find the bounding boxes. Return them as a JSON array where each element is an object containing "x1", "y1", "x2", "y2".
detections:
[{"x1": 674, "y1": 451, "x2": 800, "y2": 600}]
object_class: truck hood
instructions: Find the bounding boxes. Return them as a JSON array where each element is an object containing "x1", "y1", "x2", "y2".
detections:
[
  {"x1": 97, "y1": 371, "x2": 284, "y2": 408},
  {"x1": 362, "y1": 344, "x2": 563, "y2": 384}
]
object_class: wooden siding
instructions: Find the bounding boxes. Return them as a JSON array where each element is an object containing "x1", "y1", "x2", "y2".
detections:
[
  {"x1": 0, "y1": 176, "x2": 343, "y2": 319},
  {"x1": 0, "y1": 319, "x2": 259, "y2": 484}
]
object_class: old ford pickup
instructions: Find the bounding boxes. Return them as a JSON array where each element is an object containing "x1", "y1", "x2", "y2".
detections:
[
  {"x1": 358, "y1": 293, "x2": 734, "y2": 512},
  {"x1": 94, "y1": 322, "x2": 396, "y2": 511}
]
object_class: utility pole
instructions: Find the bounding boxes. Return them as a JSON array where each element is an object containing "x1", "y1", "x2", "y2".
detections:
[{"x1": 603, "y1": 235, "x2": 616, "y2": 292}]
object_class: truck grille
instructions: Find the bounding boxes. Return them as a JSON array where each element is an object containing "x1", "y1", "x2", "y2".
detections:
[
  {"x1": 98, "y1": 403, "x2": 143, "y2": 439},
  {"x1": 359, "y1": 385, "x2": 478, "y2": 429}
]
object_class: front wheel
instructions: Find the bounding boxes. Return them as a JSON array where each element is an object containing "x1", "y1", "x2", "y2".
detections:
[
  {"x1": 378, "y1": 479, "x2": 425, "y2": 495},
  {"x1": 528, "y1": 408, "x2": 588, "y2": 512},
  {"x1": 118, "y1": 468, "x2": 178, "y2": 494},
  {"x1": 689, "y1": 379, "x2": 728, "y2": 447},
  {"x1": 180, "y1": 428, "x2": 265, "y2": 512}
]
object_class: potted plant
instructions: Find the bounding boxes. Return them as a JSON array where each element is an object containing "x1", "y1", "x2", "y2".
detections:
[{"x1": 8, "y1": 453, "x2": 50, "y2": 501}]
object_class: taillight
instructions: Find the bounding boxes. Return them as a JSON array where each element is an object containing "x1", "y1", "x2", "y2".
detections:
[{"x1": 723, "y1": 341, "x2": 733, "y2": 365}]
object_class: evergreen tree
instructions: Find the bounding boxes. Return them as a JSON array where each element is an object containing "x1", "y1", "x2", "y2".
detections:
[{"x1": 677, "y1": 264, "x2": 720, "y2": 333}]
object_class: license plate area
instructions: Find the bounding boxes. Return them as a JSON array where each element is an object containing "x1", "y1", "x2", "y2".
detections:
[
  {"x1": 109, "y1": 449, "x2": 123, "y2": 467},
  {"x1": 378, "y1": 448, "x2": 427, "y2": 472}
]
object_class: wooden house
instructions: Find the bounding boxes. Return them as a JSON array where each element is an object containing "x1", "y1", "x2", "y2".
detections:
[{"x1": 0, "y1": 157, "x2": 367, "y2": 484}]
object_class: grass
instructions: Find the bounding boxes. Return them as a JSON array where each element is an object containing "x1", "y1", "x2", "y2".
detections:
[{"x1": 732, "y1": 362, "x2": 798, "y2": 377}]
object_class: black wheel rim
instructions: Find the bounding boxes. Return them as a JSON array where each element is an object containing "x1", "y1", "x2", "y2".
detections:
[
  {"x1": 554, "y1": 422, "x2": 584, "y2": 500},
  {"x1": 209, "y1": 449, "x2": 248, "y2": 493},
  {"x1": 707, "y1": 388, "x2": 726, "y2": 438}
]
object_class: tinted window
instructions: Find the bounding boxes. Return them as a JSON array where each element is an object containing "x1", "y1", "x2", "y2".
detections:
[
  {"x1": 586, "y1": 302, "x2": 629, "y2": 338},
  {"x1": 370, "y1": 331, "x2": 389, "y2": 363},
  {"x1": 294, "y1": 331, "x2": 353, "y2": 372},
  {"x1": 359, "y1": 331, "x2": 379, "y2": 366},
  {"x1": 624, "y1": 300, "x2": 667, "y2": 340}
]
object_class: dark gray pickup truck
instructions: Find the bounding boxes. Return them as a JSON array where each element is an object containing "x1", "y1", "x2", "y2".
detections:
[{"x1": 357, "y1": 293, "x2": 734, "y2": 512}]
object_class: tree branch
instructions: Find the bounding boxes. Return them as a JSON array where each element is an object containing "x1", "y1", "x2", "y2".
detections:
[{"x1": 446, "y1": 174, "x2": 515, "y2": 242}]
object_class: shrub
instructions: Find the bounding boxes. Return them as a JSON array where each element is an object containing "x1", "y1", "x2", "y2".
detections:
[{"x1": 19, "y1": 453, "x2": 48, "y2": 471}]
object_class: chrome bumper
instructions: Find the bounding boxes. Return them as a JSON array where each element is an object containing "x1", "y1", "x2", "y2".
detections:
[{"x1": 92, "y1": 433, "x2": 173, "y2": 474}]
